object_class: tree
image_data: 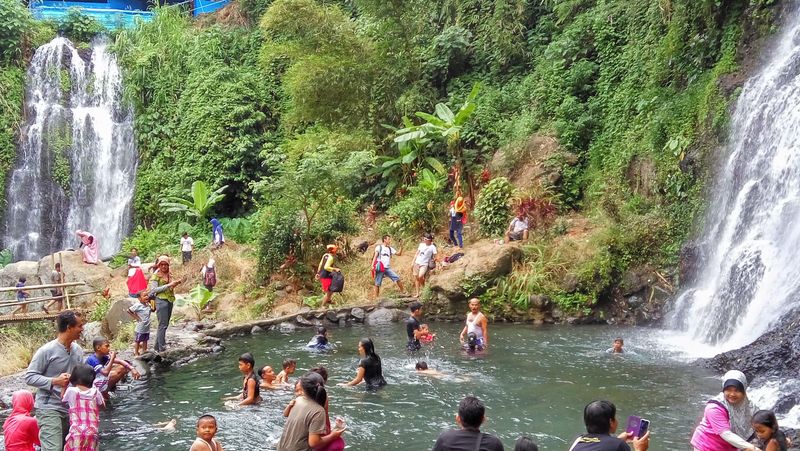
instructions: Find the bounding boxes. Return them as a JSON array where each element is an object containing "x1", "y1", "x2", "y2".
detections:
[
  {"x1": 394, "y1": 82, "x2": 481, "y2": 203},
  {"x1": 159, "y1": 180, "x2": 228, "y2": 221}
]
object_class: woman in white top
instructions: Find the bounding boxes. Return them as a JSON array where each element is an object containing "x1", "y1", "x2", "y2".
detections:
[{"x1": 411, "y1": 233, "x2": 437, "y2": 297}]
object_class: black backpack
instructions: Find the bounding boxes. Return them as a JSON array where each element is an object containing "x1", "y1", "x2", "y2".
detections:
[{"x1": 329, "y1": 271, "x2": 344, "y2": 293}]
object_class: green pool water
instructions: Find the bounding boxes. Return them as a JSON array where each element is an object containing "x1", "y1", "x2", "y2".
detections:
[{"x1": 92, "y1": 322, "x2": 718, "y2": 450}]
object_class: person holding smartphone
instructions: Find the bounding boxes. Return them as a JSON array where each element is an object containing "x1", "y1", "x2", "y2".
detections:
[{"x1": 568, "y1": 400, "x2": 650, "y2": 451}]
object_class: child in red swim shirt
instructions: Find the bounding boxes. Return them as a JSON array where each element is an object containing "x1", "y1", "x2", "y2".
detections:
[{"x1": 419, "y1": 324, "x2": 436, "y2": 343}]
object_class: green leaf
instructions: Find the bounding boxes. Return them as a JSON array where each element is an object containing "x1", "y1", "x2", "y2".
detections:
[
  {"x1": 435, "y1": 103, "x2": 455, "y2": 124},
  {"x1": 401, "y1": 151, "x2": 417, "y2": 164},
  {"x1": 394, "y1": 130, "x2": 427, "y2": 143},
  {"x1": 415, "y1": 111, "x2": 446, "y2": 127},
  {"x1": 425, "y1": 157, "x2": 447, "y2": 175}
]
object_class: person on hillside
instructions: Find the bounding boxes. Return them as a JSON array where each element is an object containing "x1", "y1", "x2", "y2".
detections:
[
  {"x1": 568, "y1": 400, "x2": 650, "y2": 451},
  {"x1": 316, "y1": 245, "x2": 340, "y2": 308},
  {"x1": 2, "y1": 390, "x2": 40, "y2": 451},
  {"x1": 449, "y1": 196, "x2": 467, "y2": 249},
  {"x1": 75, "y1": 230, "x2": 99, "y2": 264},
  {"x1": 127, "y1": 265, "x2": 148, "y2": 298},
  {"x1": 24, "y1": 310, "x2": 85, "y2": 451},
  {"x1": 372, "y1": 234, "x2": 406, "y2": 299},
  {"x1": 432, "y1": 395, "x2": 505, "y2": 451},
  {"x1": 406, "y1": 301, "x2": 424, "y2": 352},
  {"x1": 210, "y1": 218, "x2": 225, "y2": 248},
  {"x1": 181, "y1": 232, "x2": 194, "y2": 264},
  {"x1": 691, "y1": 370, "x2": 760, "y2": 451},
  {"x1": 459, "y1": 298, "x2": 488, "y2": 350},
  {"x1": 201, "y1": 258, "x2": 217, "y2": 292},
  {"x1": 277, "y1": 372, "x2": 345, "y2": 451},
  {"x1": 504, "y1": 213, "x2": 529, "y2": 243},
  {"x1": 43, "y1": 263, "x2": 64, "y2": 314},
  {"x1": 411, "y1": 233, "x2": 437, "y2": 297},
  {"x1": 338, "y1": 338, "x2": 387, "y2": 389},
  {"x1": 127, "y1": 248, "x2": 142, "y2": 269},
  {"x1": 150, "y1": 256, "x2": 182, "y2": 353}
]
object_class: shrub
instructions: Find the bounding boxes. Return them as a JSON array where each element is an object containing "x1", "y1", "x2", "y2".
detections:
[
  {"x1": 382, "y1": 179, "x2": 448, "y2": 238},
  {"x1": 255, "y1": 202, "x2": 302, "y2": 282},
  {"x1": 475, "y1": 177, "x2": 513, "y2": 236},
  {"x1": 59, "y1": 8, "x2": 105, "y2": 43},
  {"x1": 0, "y1": 0, "x2": 32, "y2": 63}
]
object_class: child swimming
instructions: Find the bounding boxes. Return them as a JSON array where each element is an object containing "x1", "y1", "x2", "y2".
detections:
[
  {"x1": 275, "y1": 358, "x2": 297, "y2": 386},
  {"x1": 306, "y1": 326, "x2": 333, "y2": 351}
]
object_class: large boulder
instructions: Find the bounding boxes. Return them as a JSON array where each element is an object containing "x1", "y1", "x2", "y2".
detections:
[
  {"x1": 429, "y1": 240, "x2": 522, "y2": 302},
  {"x1": 365, "y1": 307, "x2": 397, "y2": 325},
  {"x1": 103, "y1": 297, "x2": 136, "y2": 338},
  {"x1": 37, "y1": 251, "x2": 112, "y2": 293},
  {"x1": 0, "y1": 261, "x2": 41, "y2": 296}
]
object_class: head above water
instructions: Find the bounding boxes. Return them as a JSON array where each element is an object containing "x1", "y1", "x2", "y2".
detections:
[
  {"x1": 239, "y1": 352, "x2": 255, "y2": 370},
  {"x1": 310, "y1": 366, "x2": 328, "y2": 383},
  {"x1": 359, "y1": 337, "x2": 378, "y2": 358},
  {"x1": 196, "y1": 414, "x2": 217, "y2": 442},
  {"x1": 259, "y1": 365, "x2": 275, "y2": 381},
  {"x1": 583, "y1": 400, "x2": 617, "y2": 434},
  {"x1": 457, "y1": 396, "x2": 485, "y2": 429},
  {"x1": 316, "y1": 326, "x2": 327, "y2": 337},
  {"x1": 415, "y1": 361, "x2": 428, "y2": 370},
  {"x1": 514, "y1": 436, "x2": 539, "y2": 451}
]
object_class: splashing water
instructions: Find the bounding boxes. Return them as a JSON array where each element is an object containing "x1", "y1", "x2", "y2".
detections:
[
  {"x1": 666, "y1": 10, "x2": 800, "y2": 354},
  {"x1": 3, "y1": 37, "x2": 137, "y2": 261}
]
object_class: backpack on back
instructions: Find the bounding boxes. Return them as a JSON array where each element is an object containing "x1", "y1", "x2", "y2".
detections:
[{"x1": 204, "y1": 266, "x2": 217, "y2": 287}]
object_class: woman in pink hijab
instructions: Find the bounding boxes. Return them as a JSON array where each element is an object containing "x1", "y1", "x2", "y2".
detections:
[
  {"x1": 76, "y1": 230, "x2": 99, "y2": 264},
  {"x1": 2, "y1": 390, "x2": 40, "y2": 451}
]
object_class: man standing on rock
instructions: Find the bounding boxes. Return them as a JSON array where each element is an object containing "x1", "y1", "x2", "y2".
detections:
[
  {"x1": 24, "y1": 310, "x2": 85, "y2": 451},
  {"x1": 372, "y1": 234, "x2": 406, "y2": 299}
]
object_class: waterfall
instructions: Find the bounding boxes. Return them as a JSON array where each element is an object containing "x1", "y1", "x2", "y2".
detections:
[
  {"x1": 3, "y1": 37, "x2": 137, "y2": 261},
  {"x1": 666, "y1": 10, "x2": 800, "y2": 353}
]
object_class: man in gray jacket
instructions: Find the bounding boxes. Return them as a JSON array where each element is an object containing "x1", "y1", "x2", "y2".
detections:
[{"x1": 24, "y1": 310, "x2": 85, "y2": 451}]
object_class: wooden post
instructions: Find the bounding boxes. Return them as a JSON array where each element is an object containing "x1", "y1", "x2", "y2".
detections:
[{"x1": 60, "y1": 253, "x2": 70, "y2": 310}]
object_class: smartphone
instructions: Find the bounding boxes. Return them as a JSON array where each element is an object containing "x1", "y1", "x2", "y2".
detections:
[
  {"x1": 625, "y1": 416, "x2": 641, "y2": 435},
  {"x1": 638, "y1": 419, "x2": 650, "y2": 436}
]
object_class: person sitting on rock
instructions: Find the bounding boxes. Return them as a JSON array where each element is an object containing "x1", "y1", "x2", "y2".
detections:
[
  {"x1": 504, "y1": 213, "x2": 529, "y2": 243},
  {"x1": 86, "y1": 336, "x2": 140, "y2": 395}
]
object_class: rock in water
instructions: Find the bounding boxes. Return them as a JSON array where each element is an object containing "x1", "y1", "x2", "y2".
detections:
[{"x1": 365, "y1": 307, "x2": 395, "y2": 326}]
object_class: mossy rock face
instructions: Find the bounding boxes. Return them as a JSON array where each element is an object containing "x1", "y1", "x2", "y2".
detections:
[{"x1": 427, "y1": 240, "x2": 522, "y2": 307}]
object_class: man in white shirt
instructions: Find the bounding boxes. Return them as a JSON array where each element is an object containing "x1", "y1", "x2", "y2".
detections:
[
  {"x1": 505, "y1": 214, "x2": 529, "y2": 242},
  {"x1": 411, "y1": 233, "x2": 437, "y2": 297},
  {"x1": 371, "y1": 235, "x2": 406, "y2": 299},
  {"x1": 180, "y1": 232, "x2": 194, "y2": 264}
]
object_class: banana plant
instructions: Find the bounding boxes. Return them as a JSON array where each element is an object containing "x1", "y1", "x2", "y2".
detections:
[
  {"x1": 159, "y1": 180, "x2": 228, "y2": 221},
  {"x1": 369, "y1": 126, "x2": 446, "y2": 195},
  {"x1": 393, "y1": 82, "x2": 480, "y2": 201}
]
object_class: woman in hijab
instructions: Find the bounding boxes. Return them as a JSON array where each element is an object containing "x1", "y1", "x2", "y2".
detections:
[
  {"x1": 2, "y1": 390, "x2": 40, "y2": 451},
  {"x1": 76, "y1": 230, "x2": 99, "y2": 264},
  {"x1": 691, "y1": 370, "x2": 760, "y2": 451},
  {"x1": 210, "y1": 218, "x2": 225, "y2": 248},
  {"x1": 150, "y1": 255, "x2": 181, "y2": 352}
]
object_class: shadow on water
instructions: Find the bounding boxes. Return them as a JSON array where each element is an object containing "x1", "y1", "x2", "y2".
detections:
[{"x1": 95, "y1": 323, "x2": 719, "y2": 450}]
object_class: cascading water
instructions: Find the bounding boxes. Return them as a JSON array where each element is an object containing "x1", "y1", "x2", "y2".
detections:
[
  {"x1": 667, "y1": 10, "x2": 800, "y2": 353},
  {"x1": 3, "y1": 37, "x2": 137, "y2": 261}
]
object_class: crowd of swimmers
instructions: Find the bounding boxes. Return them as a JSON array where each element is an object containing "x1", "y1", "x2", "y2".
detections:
[{"x1": 3, "y1": 298, "x2": 794, "y2": 450}]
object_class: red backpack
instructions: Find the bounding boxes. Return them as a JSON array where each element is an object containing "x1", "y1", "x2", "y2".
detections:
[{"x1": 204, "y1": 266, "x2": 217, "y2": 287}]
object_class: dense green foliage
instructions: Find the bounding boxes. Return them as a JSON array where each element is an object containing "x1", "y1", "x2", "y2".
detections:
[{"x1": 0, "y1": 0, "x2": 775, "y2": 306}]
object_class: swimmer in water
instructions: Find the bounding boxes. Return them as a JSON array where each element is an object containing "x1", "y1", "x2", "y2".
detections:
[
  {"x1": 154, "y1": 419, "x2": 177, "y2": 432},
  {"x1": 606, "y1": 337, "x2": 624, "y2": 354},
  {"x1": 306, "y1": 326, "x2": 332, "y2": 351},
  {"x1": 259, "y1": 365, "x2": 279, "y2": 390},
  {"x1": 414, "y1": 361, "x2": 444, "y2": 378},
  {"x1": 459, "y1": 298, "x2": 488, "y2": 350}
]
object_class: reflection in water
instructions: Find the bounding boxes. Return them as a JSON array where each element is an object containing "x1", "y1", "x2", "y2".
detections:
[{"x1": 95, "y1": 324, "x2": 719, "y2": 450}]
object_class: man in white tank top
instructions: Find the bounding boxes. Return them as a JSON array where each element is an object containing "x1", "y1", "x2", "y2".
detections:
[{"x1": 459, "y1": 298, "x2": 488, "y2": 349}]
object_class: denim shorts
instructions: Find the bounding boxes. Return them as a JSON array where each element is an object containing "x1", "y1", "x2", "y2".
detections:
[{"x1": 374, "y1": 268, "x2": 400, "y2": 286}]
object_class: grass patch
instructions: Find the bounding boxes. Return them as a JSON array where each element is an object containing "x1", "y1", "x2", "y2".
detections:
[{"x1": 0, "y1": 322, "x2": 54, "y2": 376}]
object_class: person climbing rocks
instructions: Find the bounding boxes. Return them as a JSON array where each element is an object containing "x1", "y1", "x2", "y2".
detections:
[
  {"x1": 210, "y1": 218, "x2": 225, "y2": 249},
  {"x1": 76, "y1": 230, "x2": 98, "y2": 264}
]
